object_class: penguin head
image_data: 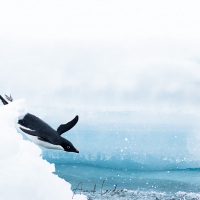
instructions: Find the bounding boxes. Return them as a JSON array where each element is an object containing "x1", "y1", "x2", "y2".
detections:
[{"x1": 61, "y1": 138, "x2": 79, "y2": 153}]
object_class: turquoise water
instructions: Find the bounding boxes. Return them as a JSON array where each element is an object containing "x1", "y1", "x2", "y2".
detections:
[
  {"x1": 43, "y1": 122, "x2": 200, "y2": 199},
  {"x1": 53, "y1": 164, "x2": 200, "y2": 199}
]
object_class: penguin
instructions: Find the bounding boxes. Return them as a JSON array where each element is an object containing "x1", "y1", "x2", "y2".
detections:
[{"x1": 0, "y1": 95, "x2": 79, "y2": 153}]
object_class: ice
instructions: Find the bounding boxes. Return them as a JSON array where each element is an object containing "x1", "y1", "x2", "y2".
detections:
[{"x1": 0, "y1": 99, "x2": 86, "y2": 200}]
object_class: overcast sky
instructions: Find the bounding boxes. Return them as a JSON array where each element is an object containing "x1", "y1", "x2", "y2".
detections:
[{"x1": 0, "y1": 0, "x2": 200, "y2": 125}]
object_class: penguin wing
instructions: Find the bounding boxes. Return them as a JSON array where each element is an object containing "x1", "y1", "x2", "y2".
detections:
[
  {"x1": 57, "y1": 115, "x2": 79, "y2": 135},
  {"x1": 0, "y1": 95, "x2": 8, "y2": 105},
  {"x1": 19, "y1": 127, "x2": 48, "y2": 142}
]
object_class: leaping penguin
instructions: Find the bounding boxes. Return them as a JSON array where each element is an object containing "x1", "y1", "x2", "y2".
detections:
[{"x1": 0, "y1": 95, "x2": 79, "y2": 153}]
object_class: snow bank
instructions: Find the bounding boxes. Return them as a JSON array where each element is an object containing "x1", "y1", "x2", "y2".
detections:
[{"x1": 0, "y1": 99, "x2": 86, "y2": 200}]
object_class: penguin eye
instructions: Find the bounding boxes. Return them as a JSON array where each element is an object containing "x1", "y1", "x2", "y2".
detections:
[{"x1": 67, "y1": 146, "x2": 70, "y2": 149}]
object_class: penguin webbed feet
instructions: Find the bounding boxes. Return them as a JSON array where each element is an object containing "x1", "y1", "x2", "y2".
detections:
[
  {"x1": 0, "y1": 94, "x2": 13, "y2": 105},
  {"x1": 5, "y1": 94, "x2": 13, "y2": 102}
]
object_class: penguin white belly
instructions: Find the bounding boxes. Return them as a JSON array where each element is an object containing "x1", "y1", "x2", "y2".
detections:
[
  {"x1": 25, "y1": 134, "x2": 64, "y2": 150},
  {"x1": 16, "y1": 125, "x2": 64, "y2": 150}
]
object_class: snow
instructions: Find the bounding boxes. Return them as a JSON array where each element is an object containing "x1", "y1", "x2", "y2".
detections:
[{"x1": 0, "y1": 99, "x2": 86, "y2": 200}]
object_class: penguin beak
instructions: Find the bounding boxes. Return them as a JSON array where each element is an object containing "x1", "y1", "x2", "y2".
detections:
[{"x1": 75, "y1": 149, "x2": 79, "y2": 153}]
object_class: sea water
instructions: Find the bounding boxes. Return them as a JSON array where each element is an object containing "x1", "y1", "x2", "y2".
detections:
[
  {"x1": 3, "y1": 100, "x2": 200, "y2": 199},
  {"x1": 54, "y1": 165, "x2": 200, "y2": 199},
  {"x1": 43, "y1": 118, "x2": 200, "y2": 200}
]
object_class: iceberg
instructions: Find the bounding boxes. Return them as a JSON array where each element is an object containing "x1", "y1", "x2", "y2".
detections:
[{"x1": 0, "y1": 99, "x2": 86, "y2": 200}]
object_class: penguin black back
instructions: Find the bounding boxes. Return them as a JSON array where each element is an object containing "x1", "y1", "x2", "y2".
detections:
[{"x1": 0, "y1": 94, "x2": 79, "y2": 153}]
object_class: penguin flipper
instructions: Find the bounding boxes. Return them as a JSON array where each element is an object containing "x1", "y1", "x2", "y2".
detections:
[
  {"x1": 19, "y1": 127, "x2": 40, "y2": 137},
  {"x1": 57, "y1": 115, "x2": 79, "y2": 135},
  {"x1": 20, "y1": 128, "x2": 53, "y2": 143},
  {"x1": 0, "y1": 95, "x2": 8, "y2": 105},
  {"x1": 38, "y1": 137, "x2": 48, "y2": 142}
]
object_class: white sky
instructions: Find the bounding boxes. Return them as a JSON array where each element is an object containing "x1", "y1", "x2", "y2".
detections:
[
  {"x1": 0, "y1": 0, "x2": 200, "y2": 124},
  {"x1": 1, "y1": 0, "x2": 200, "y2": 42}
]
